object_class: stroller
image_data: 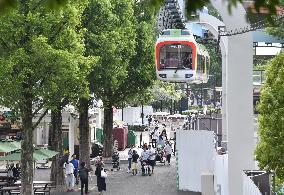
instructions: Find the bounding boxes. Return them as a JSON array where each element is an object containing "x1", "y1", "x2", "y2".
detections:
[
  {"x1": 111, "y1": 151, "x2": 120, "y2": 171},
  {"x1": 155, "y1": 145, "x2": 166, "y2": 165}
]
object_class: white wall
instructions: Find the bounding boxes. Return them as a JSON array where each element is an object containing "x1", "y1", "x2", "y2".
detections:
[
  {"x1": 114, "y1": 106, "x2": 153, "y2": 125},
  {"x1": 177, "y1": 130, "x2": 215, "y2": 192},
  {"x1": 214, "y1": 154, "x2": 228, "y2": 195},
  {"x1": 242, "y1": 172, "x2": 262, "y2": 195}
]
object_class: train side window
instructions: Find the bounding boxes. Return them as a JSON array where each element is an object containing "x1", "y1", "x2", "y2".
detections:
[
  {"x1": 206, "y1": 57, "x2": 210, "y2": 74},
  {"x1": 202, "y1": 56, "x2": 205, "y2": 73},
  {"x1": 197, "y1": 54, "x2": 202, "y2": 73}
]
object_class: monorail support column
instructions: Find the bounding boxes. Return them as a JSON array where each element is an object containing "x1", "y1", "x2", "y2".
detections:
[{"x1": 210, "y1": 1, "x2": 255, "y2": 195}]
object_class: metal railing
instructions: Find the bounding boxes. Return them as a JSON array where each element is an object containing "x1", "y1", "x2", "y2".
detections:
[
  {"x1": 243, "y1": 172, "x2": 262, "y2": 195},
  {"x1": 253, "y1": 70, "x2": 266, "y2": 86}
]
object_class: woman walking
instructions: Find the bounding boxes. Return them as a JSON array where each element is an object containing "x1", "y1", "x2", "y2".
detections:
[
  {"x1": 95, "y1": 161, "x2": 107, "y2": 195},
  {"x1": 164, "y1": 141, "x2": 172, "y2": 165}
]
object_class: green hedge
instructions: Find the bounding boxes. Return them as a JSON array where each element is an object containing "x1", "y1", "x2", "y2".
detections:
[{"x1": 128, "y1": 125, "x2": 147, "y2": 132}]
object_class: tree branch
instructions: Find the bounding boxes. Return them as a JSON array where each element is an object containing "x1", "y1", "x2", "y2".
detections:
[
  {"x1": 0, "y1": 37, "x2": 10, "y2": 50},
  {"x1": 32, "y1": 101, "x2": 47, "y2": 117},
  {"x1": 32, "y1": 109, "x2": 48, "y2": 130},
  {"x1": 48, "y1": 19, "x2": 69, "y2": 44}
]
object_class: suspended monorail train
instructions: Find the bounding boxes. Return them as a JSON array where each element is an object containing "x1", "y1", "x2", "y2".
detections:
[{"x1": 155, "y1": 29, "x2": 210, "y2": 83}]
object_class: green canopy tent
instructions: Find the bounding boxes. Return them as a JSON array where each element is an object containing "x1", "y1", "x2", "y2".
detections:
[
  {"x1": 35, "y1": 148, "x2": 58, "y2": 159},
  {"x1": 0, "y1": 145, "x2": 15, "y2": 153},
  {"x1": 0, "y1": 141, "x2": 21, "y2": 153},
  {"x1": 0, "y1": 148, "x2": 58, "y2": 161}
]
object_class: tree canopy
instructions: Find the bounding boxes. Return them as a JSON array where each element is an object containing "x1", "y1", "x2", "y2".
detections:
[
  {"x1": 255, "y1": 52, "x2": 284, "y2": 180},
  {"x1": 1, "y1": 0, "x2": 283, "y2": 17},
  {"x1": 0, "y1": 0, "x2": 94, "y2": 193}
]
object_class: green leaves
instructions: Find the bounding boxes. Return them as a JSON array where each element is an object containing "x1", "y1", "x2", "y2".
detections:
[
  {"x1": 255, "y1": 51, "x2": 284, "y2": 181},
  {"x1": 0, "y1": 0, "x2": 17, "y2": 15},
  {"x1": 0, "y1": 0, "x2": 94, "y2": 113}
]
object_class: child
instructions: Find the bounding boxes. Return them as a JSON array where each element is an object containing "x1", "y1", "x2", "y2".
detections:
[
  {"x1": 132, "y1": 150, "x2": 139, "y2": 175},
  {"x1": 127, "y1": 146, "x2": 133, "y2": 173}
]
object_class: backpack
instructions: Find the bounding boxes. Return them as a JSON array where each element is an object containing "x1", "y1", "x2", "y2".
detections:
[{"x1": 79, "y1": 168, "x2": 88, "y2": 180}]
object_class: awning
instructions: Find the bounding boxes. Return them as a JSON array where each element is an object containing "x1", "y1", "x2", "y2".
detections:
[
  {"x1": 35, "y1": 148, "x2": 58, "y2": 159},
  {"x1": 0, "y1": 148, "x2": 58, "y2": 161},
  {"x1": 0, "y1": 141, "x2": 21, "y2": 153}
]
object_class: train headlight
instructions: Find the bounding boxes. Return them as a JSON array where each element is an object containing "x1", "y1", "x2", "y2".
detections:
[
  {"x1": 185, "y1": 74, "x2": 193, "y2": 78},
  {"x1": 159, "y1": 74, "x2": 167, "y2": 78}
]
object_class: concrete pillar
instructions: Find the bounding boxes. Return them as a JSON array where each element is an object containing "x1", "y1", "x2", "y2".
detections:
[
  {"x1": 210, "y1": 1, "x2": 255, "y2": 195},
  {"x1": 198, "y1": 13, "x2": 228, "y2": 142},
  {"x1": 201, "y1": 172, "x2": 215, "y2": 195}
]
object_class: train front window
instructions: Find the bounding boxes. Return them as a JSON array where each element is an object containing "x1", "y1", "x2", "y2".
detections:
[{"x1": 160, "y1": 44, "x2": 192, "y2": 69}]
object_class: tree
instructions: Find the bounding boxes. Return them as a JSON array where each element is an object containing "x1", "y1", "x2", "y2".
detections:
[
  {"x1": 2, "y1": 0, "x2": 282, "y2": 18},
  {"x1": 83, "y1": 0, "x2": 156, "y2": 157},
  {"x1": 46, "y1": 2, "x2": 93, "y2": 187},
  {"x1": 0, "y1": 0, "x2": 93, "y2": 193},
  {"x1": 255, "y1": 52, "x2": 284, "y2": 182},
  {"x1": 266, "y1": 0, "x2": 284, "y2": 38},
  {"x1": 148, "y1": 0, "x2": 283, "y2": 16}
]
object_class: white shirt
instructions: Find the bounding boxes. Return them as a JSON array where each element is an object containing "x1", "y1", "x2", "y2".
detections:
[
  {"x1": 152, "y1": 130, "x2": 159, "y2": 140},
  {"x1": 128, "y1": 149, "x2": 133, "y2": 159},
  {"x1": 147, "y1": 148, "x2": 156, "y2": 160},
  {"x1": 164, "y1": 144, "x2": 172, "y2": 155},
  {"x1": 65, "y1": 163, "x2": 74, "y2": 175},
  {"x1": 141, "y1": 150, "x2": 149, "y2": 161}
]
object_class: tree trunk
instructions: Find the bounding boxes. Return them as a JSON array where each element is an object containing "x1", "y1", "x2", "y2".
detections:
[
  {"x1": 20, "y1": 97, "x2": 34, "y2": 195},
  {"x1": 141, "y1": 103, "x2": 144, "y2": 125},
  {"x1": 79, "y1": 98, "x2": 91, "y2": 168},
  {"x1": 103, "y1": 103, "x2": 113, "y2": 157},
  {"x1": 50, "y1": 107, "x2": 65, "y2": 189}
]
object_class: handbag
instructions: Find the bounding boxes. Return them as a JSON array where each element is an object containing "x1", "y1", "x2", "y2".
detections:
[{"x1": 101, "y1": 169, "x2": 107, "y2": 178}]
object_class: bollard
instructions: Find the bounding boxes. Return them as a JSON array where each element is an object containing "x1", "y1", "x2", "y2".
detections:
[{"x1": 201, "y1": 171, "x2": 215, "y2": 195}]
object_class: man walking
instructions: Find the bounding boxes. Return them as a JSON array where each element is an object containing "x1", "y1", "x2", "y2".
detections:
[
  {"x1": 147, "y1": 145, "x2": 156, "y2": 175},
  {"x1": 70, "y1": 154, "x2": 79, "y2": 185},
  {"x1": 79, "y1": 162, "x2": 89, "y2": 195}
]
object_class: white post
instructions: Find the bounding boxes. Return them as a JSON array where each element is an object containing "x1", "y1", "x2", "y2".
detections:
[
  {"x1": 68, "y1": 114, "x2": 75, "y2": 157},
  {"x1": 209, "y1": 1, "x2": 255, "y2": 195},
  {"x1": 201, "y1": 172, "x2": 215, "y2": 195}
]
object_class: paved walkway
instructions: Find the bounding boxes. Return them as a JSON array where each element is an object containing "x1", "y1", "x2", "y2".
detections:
[{"x1": 41, "y1": 156, "x2": 200, "y2": 195}]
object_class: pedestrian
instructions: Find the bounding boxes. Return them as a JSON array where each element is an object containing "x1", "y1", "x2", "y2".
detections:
[
  {"x1": 148, "y1": 127, "x2": 154, "y2": 142},
  {"x1": 7, "y1": 163, "x2": 14, "y2": 184},
  {"x1": 127, "y1": 146, "x2": 133, "y2": 173},
  {"x1": 148, "y1": 115, "x2": 152, "y2": 126},
  {"x1": 164, "y1": 141, "x2": 172, "y2": 165},
  {"x1": 65, "y1": 160, "x2": 75, "y2": 192},
  {"x1": 95, "y1": 161, "x2": 107, "y2": 195},
  {"x1": 152, "y1": 127, "x2": 159, "y2": 148},
  {"x1": 79, "y1": 162, "x2": 89, "y2": 195},
  {"x1": 132, "y1": 150, "x2": 139, "y2": 175},
  {"x1": 147, "y1": 145, "x2": 156, "y2": 175},
  {"x1": 157, "y1": 134, "x2": 165, "y2": 147},
  {"x1": 70, "y1": 154, "x2": 79, "y2": 185},
  {"x1": 12, "y1": 163, "x2": 20, "y2": 181},
  {"x1": 161, "y1": 129, "x2": 168, "y2": 141},
  {"x1": 140, "y1": 146, "x2": 150, "y2": 176}
]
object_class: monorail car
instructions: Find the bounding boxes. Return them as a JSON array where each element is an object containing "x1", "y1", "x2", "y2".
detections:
[{"x1": 155, "y1": 29, "x2": 210, "y2": 83}]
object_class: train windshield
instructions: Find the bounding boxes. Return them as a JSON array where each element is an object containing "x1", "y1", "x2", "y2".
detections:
[{"x1": 159, "y1": 44, "x2": 192, "y2": 69}]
